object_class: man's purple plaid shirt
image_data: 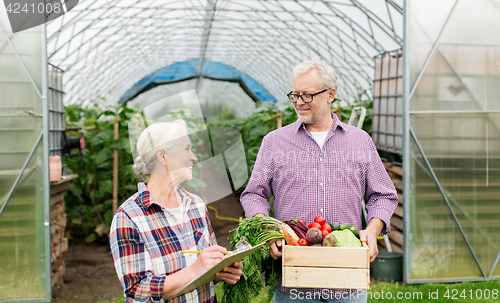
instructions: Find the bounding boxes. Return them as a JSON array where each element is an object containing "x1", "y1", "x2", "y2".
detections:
[{"x1": 241, "y1": 113, "x2": 398, "y2": 294}]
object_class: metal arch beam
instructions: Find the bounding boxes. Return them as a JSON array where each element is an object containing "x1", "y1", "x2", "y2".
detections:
[
  {"x1": 50, "y1": 1, "x2": 400, "y2": 74},
  {"x1": 243, "y1": 1, "x2": 384, "y2": 66},
  {"x1": 48, "y1": 0, "x2": 404, "y2": 104},
  {"x1": 48, "y1": 1, "x2": 222, "y2": 58},
  {"x1": 48, "y1": 0, "x2": 166, "y2": 59},
  {"x1": 50, "y1": 13, "x2": 211, "y2": 68},
  {"x1": 65, "y1": 39, "x2": 358, "y2": 104},
  {"x1": 269, "y1": 2, "x2": 386, "y2": 86},
  {"x1": 275, "y1": 1, "x2": 376, "y2": 67},
  {"x1": 52, "y1": 9, "x2": 376, "y2": 76},
  {"x1": 197, "y1": 0, "x2": 218, "y2": 90},
  {"x1": 48, "y1": 0, "x2": 125, "y2": 44},
  {"x1": 349, "y1": 0, "x2": 403, "y2": 44},
  {"x1": 254, "y1": 4, "x2": 371, "y2": 100},
  {"x1": 387, "y1": 0, "x2": 403, "y2": 14},
  {"x1": 319, "y1": 2, "x2": 389, "y2": 54},
  {"x1": 74, "y1": 44, "x2": 292, "y2": 105},
  {"x1": 68, "y1": 42, "x2": 358, "y2": 104},
  {"x1": 57, "y1": 16, "x2": 308, "y2": 102},
  {"x1": 64, "y1": 35, "x2": 359, "y2": 104},
  {"x1": 51, "y1": 13, "x2": 372, "y2": 63}
]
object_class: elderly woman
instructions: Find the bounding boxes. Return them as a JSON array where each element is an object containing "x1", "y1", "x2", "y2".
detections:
[{"x1": 110, "y1": 120, "x2": 243, "y2": 303}]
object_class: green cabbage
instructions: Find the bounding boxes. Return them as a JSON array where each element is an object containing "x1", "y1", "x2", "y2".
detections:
[{"x1": 330, "y1": 230, "x2": 362, "y2": 247}]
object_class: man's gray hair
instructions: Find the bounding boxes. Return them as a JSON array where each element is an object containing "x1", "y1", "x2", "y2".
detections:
[{"x1": 293, "y1": 61, "x2": 338, "y2": 90}]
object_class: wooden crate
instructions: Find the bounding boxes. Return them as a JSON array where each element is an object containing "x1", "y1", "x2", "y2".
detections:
[{"x1": 282, "y1": 243, "x2": 370, "y2": 289}]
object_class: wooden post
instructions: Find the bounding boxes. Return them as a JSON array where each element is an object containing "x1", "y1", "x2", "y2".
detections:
[
  {"x1": 276, "y1": 113, "x2": 282, "y2": 128},
  {"x1": 332, "y1": 108, "x2": 341, "y2": 120},
  {"x1": 112, "y1": 120, "x2": 119, "y2": 214}
]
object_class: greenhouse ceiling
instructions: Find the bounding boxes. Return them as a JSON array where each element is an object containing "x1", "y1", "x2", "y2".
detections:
[{"x1": 46, "y1": 0, "x2": 403, "y2": 106}]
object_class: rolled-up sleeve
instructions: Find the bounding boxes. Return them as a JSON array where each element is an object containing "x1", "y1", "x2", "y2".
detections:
[
  {"x1": 240, "y1": 135, "x2": 274, "y2": 218},
  {"x1": 110, "y1": 212, "x2": 165, "y2": 302},
  {"x1": 363, "y1": 135, "x2": 399, "y2": 235}
]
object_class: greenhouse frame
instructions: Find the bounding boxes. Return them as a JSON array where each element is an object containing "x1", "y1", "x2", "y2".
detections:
[{"x1": 0, "y1": 0, "x2": 499, "y2": 301}]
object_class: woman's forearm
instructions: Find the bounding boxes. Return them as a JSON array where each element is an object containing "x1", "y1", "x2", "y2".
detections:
[{"x1": 161, "y1": 265, "x2": 198, "y2": 300}]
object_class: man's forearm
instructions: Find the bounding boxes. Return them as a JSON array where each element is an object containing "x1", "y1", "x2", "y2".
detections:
[{"x1": 365, "y1": 218, "x2": 385, "y2": 236}]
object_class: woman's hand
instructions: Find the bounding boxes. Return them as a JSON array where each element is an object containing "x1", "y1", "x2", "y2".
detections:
[
  {"x1": 189, "y1": 245, "x2": 227, "y2": 277},
  {"x1": 215, "y1": 261, "x2": 243, "y2": 284}
]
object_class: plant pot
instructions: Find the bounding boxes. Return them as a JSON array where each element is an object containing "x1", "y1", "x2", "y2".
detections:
[
  {"x1": 371, "y1": 251, "x2": 403, "y2": 282},
  {"x1": 50, "y1": 156, "x2": 62, "y2": 182}
]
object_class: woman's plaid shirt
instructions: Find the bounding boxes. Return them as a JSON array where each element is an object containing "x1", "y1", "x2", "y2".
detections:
[{"x1": 110, "y1": 182, "x2": 217, "y2": 303}]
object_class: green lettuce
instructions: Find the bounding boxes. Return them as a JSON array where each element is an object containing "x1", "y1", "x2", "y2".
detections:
[{"x1": 331, "y1": 230, "x2": 362, "y2": 247}]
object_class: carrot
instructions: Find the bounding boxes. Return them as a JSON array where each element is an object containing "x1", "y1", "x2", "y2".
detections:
[{"x1": 281, "y1": 223, "x2": 300, "y2": 246}]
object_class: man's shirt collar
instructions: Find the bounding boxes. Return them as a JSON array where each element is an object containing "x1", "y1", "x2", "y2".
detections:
[{"x1": 293, "y1": 112, "x2": 348, "y2": 134}]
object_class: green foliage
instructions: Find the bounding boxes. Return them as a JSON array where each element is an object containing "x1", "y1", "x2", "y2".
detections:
[
  {"x1": 222, "y1": 217, "x2": 284, "y2": 303},
  {"x1": 64, "y1": 101, "x2": 138, "y2": 245}
]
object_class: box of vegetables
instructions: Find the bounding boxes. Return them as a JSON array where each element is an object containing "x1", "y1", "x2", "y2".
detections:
[
  {"x1": 222, "y1": 216, "x2": 369, "y2": 303},
  {"x1": 281, "y1": 216, "x2": 370, "y2": 289}
]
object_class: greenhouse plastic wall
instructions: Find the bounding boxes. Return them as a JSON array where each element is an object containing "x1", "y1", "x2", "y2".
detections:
[
  {"x1": 0, "y1": 19, "x2": 51, "y2": 302},
  {"x1": 403, "y1": 0, "x2": 500, "y2": 283}
]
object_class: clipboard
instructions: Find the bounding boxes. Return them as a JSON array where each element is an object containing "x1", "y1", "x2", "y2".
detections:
[{"x1": 170, "y1": 242, "x2": 266, "y2": 299}]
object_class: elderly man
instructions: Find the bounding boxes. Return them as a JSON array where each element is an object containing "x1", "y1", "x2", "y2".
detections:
[{"x1": 240, "y1": 61, "x2": 398, "y2": 303}]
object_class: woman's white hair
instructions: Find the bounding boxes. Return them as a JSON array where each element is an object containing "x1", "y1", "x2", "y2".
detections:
[
  {"x1": 132, "y1": 120, "x2": 187, "y2": 179},
  {"x1": 293, "y1": 61, "x2": 338, "y2": 90}
]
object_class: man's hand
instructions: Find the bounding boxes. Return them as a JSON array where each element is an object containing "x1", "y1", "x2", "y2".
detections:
[
  {"x1": 359, "y1": 218, "x2": 384, "y2": 262},
  {"x1": 269, "y1": 239, "x2": 282, "y2": 260},
  {"x1": 215, "y1": 261, "x2": 243, "y2": 284}
]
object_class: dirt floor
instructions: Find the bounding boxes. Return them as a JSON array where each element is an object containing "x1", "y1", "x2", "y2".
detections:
[{"x1": 52, "y1": 193, "x2": 244, "y2": 302}]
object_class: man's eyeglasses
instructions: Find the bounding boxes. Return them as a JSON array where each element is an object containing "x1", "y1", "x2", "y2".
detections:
[{"x1": 286, "y1": 88, "x2": 330, "y2": 103}]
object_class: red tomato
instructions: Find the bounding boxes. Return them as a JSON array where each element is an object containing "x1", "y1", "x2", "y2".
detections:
[
  {"x1": 308, "y1": 222, "x2": 322, "y2": 229},
  {"x1": 321, "y1": 224, "x2": 332, "y2": 233},
  {"x1": 297, "y1": 238, "x2": 308, "y2": 246},
  {"x1": 314, "y1": 216, "x2": 326, "y2": 226},
  {"x1": 297, "y1": 218, "x2": 306, "y2": 226},
  {"x1": 321, "y1": 229, "x2": 329, "y2": 239}
]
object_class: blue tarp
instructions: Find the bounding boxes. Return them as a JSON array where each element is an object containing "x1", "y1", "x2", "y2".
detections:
[{"x1": 119, "y1": 60, "x2": 276, "y2": 103}]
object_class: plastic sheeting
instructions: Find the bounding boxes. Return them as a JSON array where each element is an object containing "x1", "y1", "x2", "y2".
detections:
[
  {"x1": 46, "y1": 0, "x2": 403, "y2": 105},
  {"x1": 119, "y1": 60, "x2": 276, "y2": 103}
]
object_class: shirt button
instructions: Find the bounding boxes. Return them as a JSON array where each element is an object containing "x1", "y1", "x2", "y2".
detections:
[
  {"x1": 320, "y1": 158, "x2": 323, "y2": 161},
  {"x1": 320, "y1": 208, "x2": 323, "y2": 213},
  {"x1": 320, "y1": 182, "x2": 323, "y2": 186}
]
